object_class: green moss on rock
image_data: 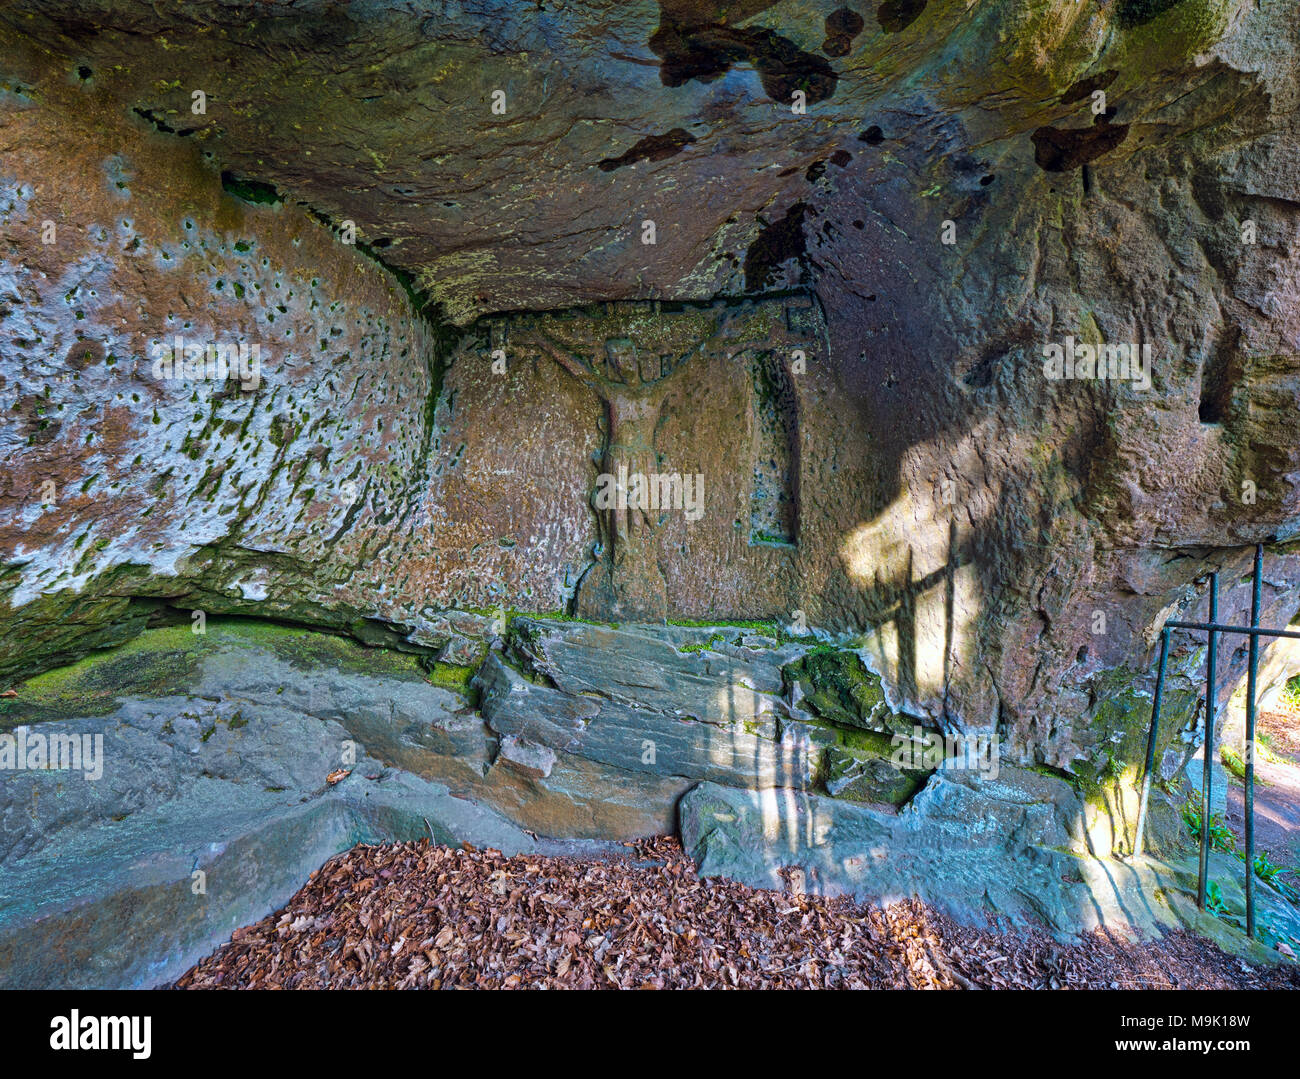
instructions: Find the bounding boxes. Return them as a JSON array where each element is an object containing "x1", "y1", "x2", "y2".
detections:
[
  {"x1": 4, "y1": 623, "x2": 203, "y2": 725},
  {"x1": 783, "y1": 649, "x2": 912, "y2": 735},
  {"x1": 1068, "y1": 665, "x2": 1201, "y2": 857},
  {"x1": 823, "y1": 743, "x2": 928, "y2": 805},
  {"x1": 421, "y1": 660, "x2": 474, "y2": 694},
  {"x1": 2, "y1": 618, "x2": 438, "y2": 728},
  {"x1": 1078, "y1": 666, "x2": 1198, "y2": 791},
  {"x1": 1112, "y1": 0, "x2": 1237, "y2": 72}
]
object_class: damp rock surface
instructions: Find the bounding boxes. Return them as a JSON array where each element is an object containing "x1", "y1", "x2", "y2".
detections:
[{"x1": 679, "y1": 777, "x2": 1300, "y2": 949}]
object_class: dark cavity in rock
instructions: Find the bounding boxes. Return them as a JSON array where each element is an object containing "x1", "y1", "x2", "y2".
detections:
[
  {"x1": 132, "y1": 107, "x2": 201, "y2": 137},
  {"x1": 962, "y1": 346, "x2": 1001, "y2": 390},
  {"x1": 822, "y1": 7, "x2": 865, "y2": 57},
  {"x1": 1197, "y1": 325, "x2": 1244, "y2": 424},
  {"x1": 1061, "y1": 69, "x2": 1118, "y2": 105},
  {"x1": 876, "y1": 0, "x2": 927, "y2": 33},
  {"x1": 221, "y1": 172, "x2": 283, "y2": 206},
  {"x1": 859, "y1": 125, "x2": 885, "y2": 144},
  {"x1": 1031, "y1": 114, "x2": 1129, "y2": 172},
  {"x1": 649, "y1": 16, "x2": 837, "y2": 105},
  {"x1": 808, "y1": 149, "x2": 850, "y2": 181},
  {"x1": 750, "y1": 350, "x2": 800, "y2": 545},
  {"x1": 598, "y1": 128, "x2": 696, "y2": 171},
  {"x1": 744, "y1": 202, "x2": 809, "y2": 292},
  {"x1": 1115, "y1": 0, "x2": 1186, "y2": 30}
]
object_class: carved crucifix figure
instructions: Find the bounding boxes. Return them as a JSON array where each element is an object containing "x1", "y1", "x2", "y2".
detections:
[
  {"x1": 531, "y1": 334, "x2": 700, "y2": 621},
  {"x1": 523, "y1": 310, "x2": 782, "y2": 622}
]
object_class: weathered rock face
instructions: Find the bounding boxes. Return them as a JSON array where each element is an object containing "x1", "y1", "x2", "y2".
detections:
[
  {"x1": 0, "y1": 56, "x2": 441, "y2": 679},
  {"x1": 0, "y1": 626, "x2": 537, "y2": 988},
  {"x1": 0, "y1": 616, "x2": 934, "y2": 985},
  {"x1": 2, "y1": 0, "x2": 1300, "y2": 789},
  {"x1": 679, "y1": 777, "x2": 1300, "y2": 950},
  {"x1": 17, "y1": 612, "x2": 1248, "y2": 986}
]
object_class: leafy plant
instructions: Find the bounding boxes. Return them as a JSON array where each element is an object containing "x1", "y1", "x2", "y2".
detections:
[
  {"x1": 1205, "y1": 880, "x2": 1230, "y2": 918},
  {"x1": 1255, "y1": 850, "x2": 1282, "y2": 883},
  {"x1": 1254, "y1": 852, "x2": 1300, "y2": 905},
  {"x1": 1182, "y1": 801, "x2": 1236, "y2": 855}
]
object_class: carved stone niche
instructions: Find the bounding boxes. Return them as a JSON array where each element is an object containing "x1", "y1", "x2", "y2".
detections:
[{"x1": 496, "y1": 296, "x2": 818, "y2": 623}]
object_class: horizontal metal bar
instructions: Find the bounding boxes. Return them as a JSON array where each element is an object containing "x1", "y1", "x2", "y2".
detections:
[{"x1": 1165, "y1": 621, "x2": 1300, "y2": 640}]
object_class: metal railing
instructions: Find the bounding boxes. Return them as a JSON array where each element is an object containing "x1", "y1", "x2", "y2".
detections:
[{"x1": 1134, "y1": 544, "x2": 1298, "y2": 939}]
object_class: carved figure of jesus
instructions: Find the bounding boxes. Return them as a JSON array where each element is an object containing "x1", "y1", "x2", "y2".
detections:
[{"x1": 532, "y1": 334, "x2": 701, "y2": 621}]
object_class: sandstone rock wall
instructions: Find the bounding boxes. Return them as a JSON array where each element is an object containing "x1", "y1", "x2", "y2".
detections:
[
  {"x1": 3, "y1": 0, "x2": 1300, "y2": 779},
  {"x1": 0, "y1": 61, "x2": 441, "y2": 673}
]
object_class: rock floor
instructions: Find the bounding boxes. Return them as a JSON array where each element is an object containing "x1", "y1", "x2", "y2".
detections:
[{"x1": 174, "y1": 837, "x2": 1300, "y2": 991}]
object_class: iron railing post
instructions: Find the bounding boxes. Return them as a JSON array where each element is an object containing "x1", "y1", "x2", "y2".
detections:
[
  {"x1": 1245, "y1": 544, "x2": 1262, "y2": 939},
  {"x1": 1197, "y1": 572, "x2": 1218, "y2": 910},
  {"x1": 1149, "y1": 546, "x2": 1276, "y2": 940},
  {"x1": 1134, "y1": 626, "x2": 1170, "y2": 859}
]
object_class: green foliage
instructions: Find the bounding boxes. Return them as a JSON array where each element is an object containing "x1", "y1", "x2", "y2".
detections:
[
  {"x1": 1254, "y1": 851, "x2": 1300, "y2": 905},
  {"x1": 1254, "y1": 849, "x2": 1282, "y2": 883},
  {"x1": 1205, "y1": 879, "x2": 1229, "y2": 918},
  {"x1": 1184, "y1": 801, "x2": 1300, "y2": 904},
  {"x1": 1182, "y1": 801, "x2": 1236, "y2": 855}
]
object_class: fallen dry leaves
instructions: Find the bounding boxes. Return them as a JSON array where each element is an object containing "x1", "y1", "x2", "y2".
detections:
[{"x1": 175, "y1": 837, "x2": 1300, "y2": 990}]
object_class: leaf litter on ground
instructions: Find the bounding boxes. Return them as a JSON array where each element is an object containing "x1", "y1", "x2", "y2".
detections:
[{"x1": 175, "y1": 837, "x2": 1300, "y2": 990}]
